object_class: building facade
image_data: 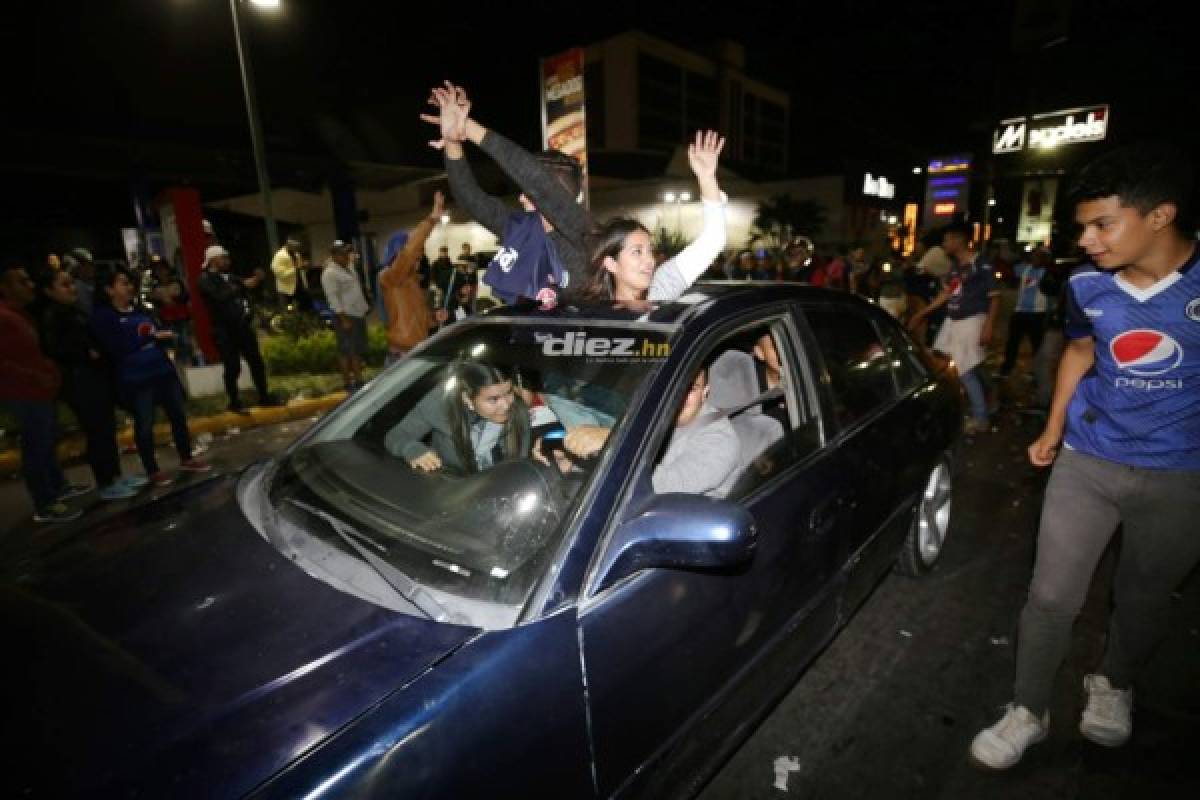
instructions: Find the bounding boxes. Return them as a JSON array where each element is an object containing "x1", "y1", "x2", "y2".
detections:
[{"x1": 584, "y1": 32, "x2": 790, "y2": 176}]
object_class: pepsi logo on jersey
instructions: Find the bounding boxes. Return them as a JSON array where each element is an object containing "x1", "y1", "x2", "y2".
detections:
[{"x1": 1111, "y1": 329, "x2": 1184, "y2": 389}]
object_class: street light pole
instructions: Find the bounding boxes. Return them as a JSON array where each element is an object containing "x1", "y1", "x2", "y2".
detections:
[{"x1": 229, "y1": 0, "x2": 279, "y2": 262}]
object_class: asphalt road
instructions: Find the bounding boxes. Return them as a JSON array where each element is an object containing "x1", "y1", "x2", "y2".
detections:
[
  {"x1": 0, "y1": 414, "x2": 320, "y2": 538},
  {"x1": 699, "y1": 405, "x2": 1200, "y2": 800}
]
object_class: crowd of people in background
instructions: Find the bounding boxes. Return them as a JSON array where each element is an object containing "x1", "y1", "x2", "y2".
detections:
[
  {"x1": 1, "y1": 212, "x2": 1070, "y2": 525},
  {"x1": 0, "y1": 251, "x2": 214, "y2": 524},
  {"x1": 2, "y1": 76, "x2": 1076, "y2": 528},
  {"x1": 699, "y1": 221, "x2": 1072, "y2": 435},
  {"x1": 0, "y1": 214, "x2": 502, "y2": 524}
]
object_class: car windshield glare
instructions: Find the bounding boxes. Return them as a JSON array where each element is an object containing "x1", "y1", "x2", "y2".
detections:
[{"x1": 268, "y1": 320, "x2": 674, "y2": 629}]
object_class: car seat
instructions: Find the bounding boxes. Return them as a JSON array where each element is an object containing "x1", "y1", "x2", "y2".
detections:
[{"x1": 707, "y1": 350, "x2": 785, "y2": 470}]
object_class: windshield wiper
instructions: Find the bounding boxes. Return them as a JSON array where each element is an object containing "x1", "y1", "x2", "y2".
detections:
[{"x1": 287, "y1": 499, "x2": 467, "y2": 625}]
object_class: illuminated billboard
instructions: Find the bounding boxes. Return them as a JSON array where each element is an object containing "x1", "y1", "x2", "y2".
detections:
[
  {"x1": 540, "y1": 48, "x2": 589, "y2": 204},
  {"x1": 1016, "y1": 178, "x2": 1059, "y2": 244},
  {"x1": 862, "y1": 173, "x2": 895, "y2": 199},
  {"x1": 923, "y1": 155, "x2": 971, "y2": 227},
  {"x1": 993, "y1": 105, "x2": 1110, "y2": 154}
]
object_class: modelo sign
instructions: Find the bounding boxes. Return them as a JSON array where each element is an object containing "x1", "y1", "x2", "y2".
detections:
[{"x1": 993, "y1": 105, "x2": 1110, "y2": 154}]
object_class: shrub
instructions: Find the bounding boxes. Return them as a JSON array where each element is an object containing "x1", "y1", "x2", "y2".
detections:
[
  {"x1": 260, "y1": 324, "x2": 388, "y2": 375},
  {"x1": 261, "y1": 330, "x2": 336, "y2": 375}
]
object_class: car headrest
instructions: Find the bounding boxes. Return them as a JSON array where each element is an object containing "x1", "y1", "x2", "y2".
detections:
[{"x1": 708, "y1": 350, "x2": 761, "y2": 413}]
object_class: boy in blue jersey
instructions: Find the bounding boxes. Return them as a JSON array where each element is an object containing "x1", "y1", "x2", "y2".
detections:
[
  {"x1": 999, "y1": 247, "x2": 1055, "y2": 377},
  {"x1": 908, "y1": 221, "x2": 1001, "y2": 434},
  {"x1": 970, "y1": 144, "x2": 1200, "y2": 769},
  {"x1": 422, "y1": 81, "x2": 590, "y2": 305}
]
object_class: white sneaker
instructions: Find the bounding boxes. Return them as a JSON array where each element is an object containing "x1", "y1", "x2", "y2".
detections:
[
  {"x1": 1080, "y1": 674, "x2": 1133, "y2": 747},
  {"x1": 969, "y1": 704, "x2": 1049, "y2": 769}
]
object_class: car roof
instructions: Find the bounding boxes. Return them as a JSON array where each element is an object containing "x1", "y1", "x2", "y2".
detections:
[{"x1": 477, "y1": 282, "x2": 863, "y2": 330}]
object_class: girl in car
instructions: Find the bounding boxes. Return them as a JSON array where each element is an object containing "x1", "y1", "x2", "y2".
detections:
[
  {"x1": 576, "y1": 130, "x2": 727, "y2": 309},
  {"x1": 386, "y1": 362, "x2": 532, "y2": 474},
  {"x1": 421, "y1": 83, "x2": 725, "y2": 311}
]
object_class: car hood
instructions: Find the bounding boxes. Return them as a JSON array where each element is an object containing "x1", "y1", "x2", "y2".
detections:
[{"x1": 1, "y1": 474, "x2": 478, "y2": 798}]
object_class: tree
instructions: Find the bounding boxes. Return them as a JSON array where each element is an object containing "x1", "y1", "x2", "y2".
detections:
[
  {"x1": 653, "y1": 227, "x2": 689, "y2": 260},
  {"x1": 750, "y1": 194, "x2": 828, "y2": 250}
]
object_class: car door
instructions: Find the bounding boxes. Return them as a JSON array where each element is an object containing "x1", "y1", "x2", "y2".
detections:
[
  {"x1": 872, "y1": 307, "x2": 946, "y2": 508},
  {"x1": 576, "y1": 311, "x2": 853, "y2": 799},
  {"x1": 798, "y1": 303, "x2": 915, "y2": 613}
]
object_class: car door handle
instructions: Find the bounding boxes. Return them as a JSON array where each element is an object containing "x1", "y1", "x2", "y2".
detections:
[
  {"x1": 809, "y1": 496, "x2": 846, "y2": 537},
  {"x1": 809, "y1": 507, "x2": 835, "y2": 538}
]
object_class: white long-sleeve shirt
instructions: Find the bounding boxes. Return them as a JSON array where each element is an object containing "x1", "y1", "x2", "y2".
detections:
[{"x1": 647, "y1": 193, "x2": 728, "y2": 305}]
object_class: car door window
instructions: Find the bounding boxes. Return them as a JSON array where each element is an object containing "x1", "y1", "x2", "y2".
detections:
[
  {"x1": 647, "y1": 319, "x2": 818, "y2": 502},
  {"x1": 876, "y1": 312, "x2": 927, "y2": 394},
  {"x1": 804, "y1": 308, "x2": 898, "y2": 430}
]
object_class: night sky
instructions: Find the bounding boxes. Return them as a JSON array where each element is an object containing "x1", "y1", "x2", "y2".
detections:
[{"x1": 2, "y1": 0, "x2": 1197, "y2": 251}]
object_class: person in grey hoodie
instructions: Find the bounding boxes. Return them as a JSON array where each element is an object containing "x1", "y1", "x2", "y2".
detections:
[{"x1": 564, "y1": 366, "x2": 740, "y2": 497}]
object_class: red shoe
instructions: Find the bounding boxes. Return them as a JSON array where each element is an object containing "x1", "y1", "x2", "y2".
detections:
[
  {"x1": 179, "y1": 458, "x2": 213, "y2": 473},
  {"x1": 149, "y1": 471, "x2": 175, "y2": 488}
]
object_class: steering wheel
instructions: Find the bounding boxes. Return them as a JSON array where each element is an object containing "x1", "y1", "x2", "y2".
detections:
[{"x1": 529, "y1": 449, "x2": 567, "y2": 492}]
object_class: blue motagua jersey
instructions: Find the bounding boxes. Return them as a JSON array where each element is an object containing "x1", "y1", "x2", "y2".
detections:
[{"x1": 1062, "y1": 249, "x2": 1200, "y2": 469}]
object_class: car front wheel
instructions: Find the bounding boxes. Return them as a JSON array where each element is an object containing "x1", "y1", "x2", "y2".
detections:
[{"x1": 896, "y1": 455, "x2": 953, "y2": 576}]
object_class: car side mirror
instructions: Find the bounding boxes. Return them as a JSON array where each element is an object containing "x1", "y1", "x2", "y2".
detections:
[{"x1": 594, "y1": 494, "x2": 758, "y2": 593}]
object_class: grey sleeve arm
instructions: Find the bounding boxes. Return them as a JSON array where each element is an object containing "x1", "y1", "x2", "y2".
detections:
[
  {"x1": 478, "y1": 129, "x2": 592, "y2": 240},
  {"x1": 445, "y1": 154, "x2": 511, "y2": 236},
  {"x1": 651, "y1": 421, "x2": 741, "y2": 495},
  {"x1": 384, "y1": 389, "x2": 445, "y2": 462}
]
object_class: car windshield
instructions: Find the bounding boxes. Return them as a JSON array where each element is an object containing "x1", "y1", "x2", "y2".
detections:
[{"x1": 265, "y1": 319, "x2": 673, "y2": 629}]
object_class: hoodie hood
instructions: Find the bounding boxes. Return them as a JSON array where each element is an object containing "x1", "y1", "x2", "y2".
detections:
[{"x1": 381, "y1": 231, "x2": 410, "y2": 269}]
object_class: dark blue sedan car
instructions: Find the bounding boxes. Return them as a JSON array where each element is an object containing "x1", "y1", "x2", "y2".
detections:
[{"x1": 5, "y1": 284, "x2": 960, "y2": 798}]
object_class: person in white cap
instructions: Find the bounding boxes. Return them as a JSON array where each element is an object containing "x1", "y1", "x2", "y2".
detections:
[
  {"x1": 197, "y1": 245, "x2": 278, "y2": 412},
  {"x1": 321, "y1": 240, "x2": 369, "y2": 390}
]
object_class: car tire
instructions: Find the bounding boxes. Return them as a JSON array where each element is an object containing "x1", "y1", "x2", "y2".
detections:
[{"x1": 896, "y1": 454, "x2": 954, "y2": 576}]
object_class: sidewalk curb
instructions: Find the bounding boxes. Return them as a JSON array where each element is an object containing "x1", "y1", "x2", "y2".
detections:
[{"x1": 0, "y1": 392, "x2": 347, "y2": 476}]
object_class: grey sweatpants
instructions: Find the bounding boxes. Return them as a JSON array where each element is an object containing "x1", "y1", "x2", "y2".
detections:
[
  {"x1": 1033, "y1": 329, "x2": 1064, "y2": 409},
  {"x1": 1014, "y1": 448, "x2": 1200, "y2": 717}
]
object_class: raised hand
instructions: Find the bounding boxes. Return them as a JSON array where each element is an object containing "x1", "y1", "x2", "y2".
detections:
[
  {"x1": 428, "y1": 190, "x2": 445, "y2": 221},
  {"x1": 687, "y1": 130, "x2": 726, "y2": 182},
  {"x1": 419, "y1": 81, "x2": 471, "y2": 150},
  {"x1": 450, "y1": 83, "x2": 471, "y2": 117}
]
